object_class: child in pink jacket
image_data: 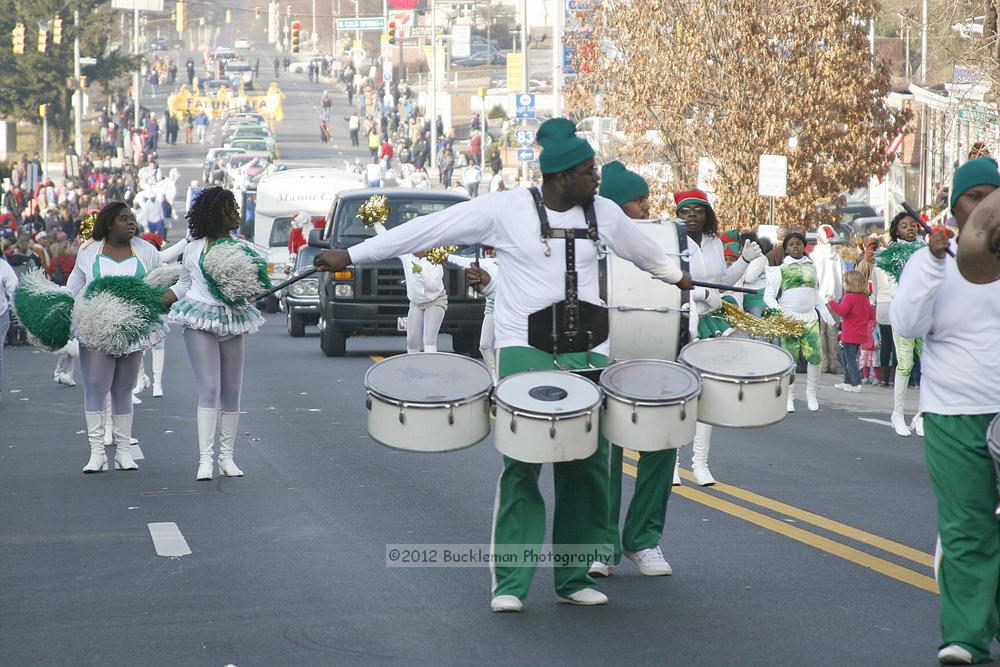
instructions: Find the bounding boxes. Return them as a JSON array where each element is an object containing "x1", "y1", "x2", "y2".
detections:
[{"x1": 827, "y1": 270, "x2": 876, "y2": 392}]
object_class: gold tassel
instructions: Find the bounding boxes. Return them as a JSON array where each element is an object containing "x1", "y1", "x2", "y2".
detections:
[
  {"x1": 358, "y1": 194, "x2": 391, "y2": 228},
  {"x1": 424, "y1": 246, "x2": 458, "y2": 265},
  {"x1": 78, "y1": 211, "x2": 98, "y2": 242},
  {"x1": 721, "y1": 300, "x2": 804, "y2": 338}
]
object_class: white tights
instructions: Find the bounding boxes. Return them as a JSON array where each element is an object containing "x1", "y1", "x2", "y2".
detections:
[
  {"x1": 182, "y1": 329, "x2": 245, "y2": 411},
  {"x1": 406, "y1": 304, "x2": 446, "y2": 353},
  {"x1": 79, "y1": 347, "x2": 143, "y2": 413}
]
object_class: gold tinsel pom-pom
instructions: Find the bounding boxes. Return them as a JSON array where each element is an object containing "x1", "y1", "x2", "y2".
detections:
[
  {"x1": 78, "y1": 211, "x2": 98, "y2": 242},
  {"x1": 358, "y1": 194, "x2": 391, "y2": 228},
  {"x1": 721, "y1": 300, "x2": 804, "y2": 338},
  {"x1": 424, "y1": 246, "x2": 459, "y2": 265}
]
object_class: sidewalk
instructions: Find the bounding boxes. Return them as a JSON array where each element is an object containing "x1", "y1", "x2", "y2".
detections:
[{"x1": 800, "y1": 370, "x2": 919, "y2": 416}]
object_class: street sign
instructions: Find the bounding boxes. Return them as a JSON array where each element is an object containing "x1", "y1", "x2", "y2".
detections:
[
  {"x1": 383, "y1": 69, "x2": 393, "y2": 82},
  {"x1": 515, "y1": 129, "x2": 535, "y2": 146},
  {"x1": 697, "y1": 157, "x2": 719, "y2": 194},
  {"x1": 336, "y1": 17, "x2": 385, "y2": 31},
  {"x1": 758, "y1": 154, "x2": 788, "y2": 198},
  {"x1": 410, "y1": 26, "x2": 433, "y2": 37},
  {"x1": 452, "y1": 24, "x2": 471, "y2": 58},
  {"x1": 515, "y1": 93, "x2": 536, "y2": 120},
  {"x1": 517, "y1": 148, "x2": 535, "y2": 162},
  {"x1": 111, "y1": 0, "x2": 163, "y2": 10}
]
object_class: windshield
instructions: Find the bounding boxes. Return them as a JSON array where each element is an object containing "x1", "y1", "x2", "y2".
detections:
[
  {"x1": 226, "y1": 64, "x2": 251, "y2": 72},
  {"x1": 295, "y1": 245, "x2": 320, "y2": 269},
  {"x1": 269, "y1": 216, "x2": 293, "y2": 248},
  {"x1": 227, "y1": 155, "x2": 255, "y2": 167},
  {"x1": 233, "y1": 140, "x2": 268, "y2": 152},
  {"x1": 335, "y1": 198, "x2": 466, "y2": 246}
]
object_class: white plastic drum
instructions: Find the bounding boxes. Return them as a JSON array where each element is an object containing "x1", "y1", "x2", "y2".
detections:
[
  {"x1": 364, "y1": 352, "x2": 494, "y2": 452},
  {"x1": 607, "y1": 219, "x2": 685, "y2": 362},
  {"x1": 677, "y1": 338, "x2": 794, "y2": 428},
  {"x1": 987, "y1": 415, "x2": 1000, "y2": 518},
  {"x1": 600, "y1": 360, "x2": 702, "y2": 451},
  {"x1": 493, "y1": 371, "x2": 602, "y2": 463}
]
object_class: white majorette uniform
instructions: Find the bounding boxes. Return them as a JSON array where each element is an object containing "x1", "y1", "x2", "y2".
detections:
[
  {"x1": 448, "y1": 253, "x2": 499, "y2": 375},
  {"x1": 134, "y1": 238, "x2": 190, "y2": 400},
  {"x1": 344, "y1": 189, "x2": 683, "y2": 607},
  {"x1": 168, "y1": 237, "x2": 265, "y2": 481},
  {"x1": 400, "y1": 252, "x2": 447, "y2": 353},
  {"x1": 67, "y1": 237, "x2": 164, "y2": 473}
]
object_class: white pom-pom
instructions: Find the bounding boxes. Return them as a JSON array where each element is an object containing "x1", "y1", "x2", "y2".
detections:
[
  {"x1": 73, "y1": 292, "x2": 146, "y2": 357},
  {"x1": 202, "y1": 242, "x2": 268, "y2": 303},
  {"x1": 18, "y1": 267, "x2": 62, "y2": 298},
  {"x1": 144, "y1": 263, "x2": 182, "y2": 289}
]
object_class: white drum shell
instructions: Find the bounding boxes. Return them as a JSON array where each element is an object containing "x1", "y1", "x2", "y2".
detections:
[
  {"x1": 602, "y1": 394, "x2": 698, "y2": 451},
  {"x1": 366, "y1": 393, "x2": 491, "y2": 453},
  {"x1": 694, "y1": 375, "x2": 790, "y2": 428},
  {"x1": 493, "y1": 404, "x2": 599, "y2": 463},
  {"x1": 607, "y1": 219, "x2": 683, "y2": 362}
]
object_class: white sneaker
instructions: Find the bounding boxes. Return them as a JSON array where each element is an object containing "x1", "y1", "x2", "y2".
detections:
[
  {"x1": 891, "y1": 413, "x2": 911, "y2": 437},
  {"x1": 557, "y1": 588, "x2": 608, "y2": 605},
  {"x1": 589, "y1": 561, "x2": 610, "y2": 578},
  {"x1": 848, "y1": 385, "x2": 862, "y2": 393},
  {"x1": 490, "y1": 595, "x2": 523, "y2": 612},
  {"x1": 833, "y1": 383, "x2": 850, "y2": 391},
  {"x1": 937, "y1": 644, "x2": 973, "y2": 665},
  {"x1": 152, "y1": 383, "x2": 163, "y2": 398},
  {"x1": 132, "y1": 393, "x2": 142, "y2": 405},
  {"x1": 623, "y1": 546, "x2": 673, "y2": 576},
  {"x1": 911, "y1": 415, "x2": 925, "y2": 437}
]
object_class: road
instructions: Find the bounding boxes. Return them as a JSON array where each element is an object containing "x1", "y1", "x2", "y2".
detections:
[{"x1": 0, "y1": 51, "x2": 953, "y2": 666}]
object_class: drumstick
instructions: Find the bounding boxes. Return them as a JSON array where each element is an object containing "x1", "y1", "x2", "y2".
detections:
[
  {"x1": 691, "y1": 279, "x2": 759, "y2": 295},
  {"x1": 901, "y1": 202, "x2": 955, "y2": 258},
  {"x1": 252, "y1": 266, "x2": 319, "y2": 301}
]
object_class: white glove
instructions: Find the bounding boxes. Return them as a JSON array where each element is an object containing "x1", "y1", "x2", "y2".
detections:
[
  {"x1": 818, "y1": 304, "x2": 836, "y2": 326},
  {"x1": 740, "y1": 240, "x2": 762, "y2": 262},
  {"x1": 701, "y1": 287, "x2": 722, "y2": 312}
]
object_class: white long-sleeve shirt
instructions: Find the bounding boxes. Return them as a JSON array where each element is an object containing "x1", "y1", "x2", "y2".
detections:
[
  {"x1": 812, "y1": 242, "x2": 844, "y2": 301},
  {"x1": 0, "y1": 257, "x2": 18, "y2": 318},
  {"x1": 687, "y1": 234, "x2": 749, "y2": 314},
  {"x1": 890, "y1": 243, "x2": 1000, "y2": 415},
  {"x1": 764, "y1": 256, "x2": 824, "y2": 323},
  {"x1": 400, "y1": 253, "x2": 445, "y2": 305},
  {"x1": 348, "y1": 190, "x2": 684, "y2": 353}
]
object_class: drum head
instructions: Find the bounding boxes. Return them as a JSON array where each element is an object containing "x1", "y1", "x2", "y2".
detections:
[
  {"x1": 600, "y1": 360, "x2": 701, "y2": 402},
  {"x1": 678, "y1": 339, "x2": 794, "y2": 379},
  {"x1": 364, "y1": 352, "x2": 493, "y2": 403},
  {"x1": 495, "y1": 371, "x2": 602, "y2": 415}
]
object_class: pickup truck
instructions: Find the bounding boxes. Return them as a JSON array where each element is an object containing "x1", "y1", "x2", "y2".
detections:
[{"x1": 310, "y1": 188, "x2": 485, "y2": 357}]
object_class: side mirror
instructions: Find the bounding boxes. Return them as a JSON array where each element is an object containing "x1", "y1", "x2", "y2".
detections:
[{"x1": 307, "y1": 227, "x2": 329, "y2": 248}]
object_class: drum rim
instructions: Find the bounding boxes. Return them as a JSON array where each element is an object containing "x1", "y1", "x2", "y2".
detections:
[
  {"x1": 599, "y1": 358, "x2": 703, "y2": 404},
  {"x1": 366, "y1": 388, "x2": 493, "y2": 408},
  {"x1": 364, "y1": 352, "x2": 494, "y2": 405},
  {"x1": 678, "y1": 338, "x2": 795, "y2": 380},
  {"x1": 494, "y1": 370, "x2": 602, "y2": 418}
]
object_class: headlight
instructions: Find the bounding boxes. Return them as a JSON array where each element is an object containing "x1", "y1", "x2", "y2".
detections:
[
  {"x1": 290, "y1": 279, "x2": 319, "y2": 297},
  {"x1": 334, "y1": 284, "x2": 353, "y2": 298}
]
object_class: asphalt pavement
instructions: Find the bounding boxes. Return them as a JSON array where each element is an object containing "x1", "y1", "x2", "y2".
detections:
[{"x1": 0, "y1": 54, "x2": 965, "y2": 666}]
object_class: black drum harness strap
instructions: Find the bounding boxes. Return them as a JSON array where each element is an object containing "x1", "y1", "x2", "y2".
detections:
[{"x1": 525, "y1": 187, "x2": 609, "y2": 374}]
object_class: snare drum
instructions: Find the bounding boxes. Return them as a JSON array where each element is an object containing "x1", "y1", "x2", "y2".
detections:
[
  {"x1": 364, "y1": 352, "x2": 493, "y2": 452},
  {"x1": 493, "y1": 371, "x2": 602, "y2": 463},
  {"x1": 677, "y1": 339, "x2": 794, "y2": 428},
  {"x1": 600, "y1": 360, "x2": 702, "y2": 451},
  {"x1": 606, "y1": 219, "x2": 688, "y2": 362}
]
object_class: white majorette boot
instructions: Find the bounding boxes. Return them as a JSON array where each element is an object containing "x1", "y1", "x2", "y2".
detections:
[
  {"x1": 806, "y1": 364, "x2": 820, "y2": 412},
  {"x1": 112, "y1": 413, "x2": 138, "y2": 470},
  {"x1": 103, "y1": 410, "x2": 114, "y2": 446},
  {"x1": 151, "y1": 348, "x2": 165, "y2": 397},
  {"x1": 786, "y1": 379, "x2": 796, "y2": 412},
  {"x1": 424, "y1": 344, "x2": 438, "y2": 353},
  {"x1": 891, "y1": 375, "x2": 911, "y2": 437},
  {"x1": 672, "y1": 456, "x2": 682, "y2": 486},
  {"x1": 83, "y1": 411, "x2": 108, "y2": 473},
  {"x1": 197, "y1": 407, "x2": 220, "y2": 481},
  {"x1": 691, "y1": 422, "x2": 716, "y2": 486},
  {"x1": 217, "y1": 411, "x2": 244, "y2": 477}
]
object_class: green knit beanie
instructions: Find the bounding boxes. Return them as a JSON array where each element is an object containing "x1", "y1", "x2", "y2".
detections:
[
  {"x1": 951, "y1": 156, "x2": 1000, "y2": 209},
  {"x1": 536, "y1": 118, "x2": 595, "y2": 174},
  {"x1": 598, "y1": 161, "x2": 649, "y2": 206}
]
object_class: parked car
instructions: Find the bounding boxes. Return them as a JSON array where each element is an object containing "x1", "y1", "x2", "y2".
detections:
[
  {"x1": 452, "y1": 49, "x2": 507, "y2": 67},
  {"x1": 288, "y1": 57, "x2": 327, "y2": 74},
  {"x1": 234, "y1": 37, "x2": 251, "y2": 49},
  {"x1": 228, "y1": 138, "x2": 275, "y2": 161},
  {"x1": 281, "y1": 245, "x2": 322, "y2": 337},
  {"x1": 227, "y1": 125, "x2": 275, "y2": 149},
  {"x1": 837, "y1": 203, "x2": 879, "y2": 227},
  {"x1": 202, "y1": 147, "x2": 248, "y2": 184},
  {"x1": 311, "y1": 188, "x2": 484, "y2": 357}
]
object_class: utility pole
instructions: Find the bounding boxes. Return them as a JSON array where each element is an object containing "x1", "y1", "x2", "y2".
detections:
[
  {"x1": 520, "y1": 0, "x2": 528, "y2": 185},
  {"x1": 919, "y1": 0, "x2": 927, "y2": 81},
  {"x1": 552, "y1": 0, "x2": 562, "y2": 118},
  {"x1": 134, "y1": 7, "x2": 141, "y2": 130},
  {"x1": 430, "y1": 0, "x2": 437, "y2": 171},
  {"x1": 73, "y1": 9, "x2": 83, "y2": 156}
]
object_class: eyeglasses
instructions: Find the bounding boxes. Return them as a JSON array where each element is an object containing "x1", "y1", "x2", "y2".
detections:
[{"x1": 569, "y1": 165, "x2": 599, "y2": 178}]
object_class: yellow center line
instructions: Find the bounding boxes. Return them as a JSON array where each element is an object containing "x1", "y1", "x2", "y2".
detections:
[
  {"x1": 621, "y1": 461, "x2": 939, "y2": 594},
  {"x1": 621, "y1": 449, "x2": 933, "y2": 568}
]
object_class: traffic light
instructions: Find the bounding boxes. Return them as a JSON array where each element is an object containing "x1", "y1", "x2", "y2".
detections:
[
  {"x1": 80, "y1": 75, "x2": 88, "y2": 89},
  {"x1": 290, "y1": 20, "x2": 301, "y2": 53},
  {"x1": 255, "y1": 6, "x2": 261, "y2": 19},
  {"x1": 176, "y1": 1, "x2": 185, "y2": 33},
  {"x1": 39, "y1": 104, "x2": 48, "y2": 119},
  {"x1": 37, "y1": 25, "x2": 48, "y2": 53},
  {"x1": 52, "y1": 17, "x2": 62, "y2": 45},
  {"x1": 226, "y1": 9, "x2": 232, "y2": 24},
  {"x1": 12, "y1": 23, "x2": 25, "y2": 54},
  {"x1": 388, "y1": 20, "x2": 396, "y2": 45}
]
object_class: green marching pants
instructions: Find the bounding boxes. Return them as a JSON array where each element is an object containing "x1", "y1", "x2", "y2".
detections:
[
  {"x1": 607, "y1": 445, "x2": 676, "y2": 564},
  {"x1": 924, "y1": 413, "x2": 1000, "y2": 662},
  {"x1": 491, "y1": 346, "x2": 612, "y2": 599}
]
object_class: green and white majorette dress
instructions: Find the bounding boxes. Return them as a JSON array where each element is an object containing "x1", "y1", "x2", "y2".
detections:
[
  {"x1": 68, "y1": 237, "x2": 168, "y2": 355},
  {"x1": 764, "y1": 256, "x2": 823, "y2": 364},
  {"x1": 168, "y1": 238, "x2": 265, "y2": 336}
]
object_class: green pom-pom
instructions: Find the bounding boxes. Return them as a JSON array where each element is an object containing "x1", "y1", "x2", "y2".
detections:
[
  {"x1": 84, "y1": 276, "x2": 169, "y2": 341},
  {"x1": 12, "y1": 268, "x2": 74, "y2": 351},
  {"x1": 874, "y1": 241, "x2": 924, "y2": 283}
]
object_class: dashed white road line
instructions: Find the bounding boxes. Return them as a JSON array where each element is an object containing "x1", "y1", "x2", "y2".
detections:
[
  {"x1": 148, "y1": 522, "x2": 192, "y2": 557},
  {"x1": 858, "y1": 417, "x2": 894, "y2": 427}
]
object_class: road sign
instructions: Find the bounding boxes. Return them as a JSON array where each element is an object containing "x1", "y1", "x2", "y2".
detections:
[
  {"x1": 111, "y1": 0, "x2": 164, "y2": 10},
  {"x1": 697, "y1": 157, "x2": 719, "y2": 193},
  {"x1": 515, "y1": 129, "x2": 535, "y2": 146},
  {"x1": 336, "y1": 17, "x2": 385, "y2": 31},
  {"x1": 452, "y1": 24, "x2": 471, "y2": 58},
  {"x1": 410, "y1": 26, "x2": 433, "y2": 37},
  {"x1": 383, "y1": 69, "x2": 393, "y2": 82},
  {"x1": 517, "y1": 148, "x2": 536, "y2": 162},
  {"x1": 758, "y1": 154, "x2": 788, "y2": 198},
  {"x1": 515, "y1": 93, "x2": 536, "y2": 120}
]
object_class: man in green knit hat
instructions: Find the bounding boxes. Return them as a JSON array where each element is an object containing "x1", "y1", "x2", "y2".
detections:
[
  {"x1": 315, "y1": 118, "x2": 693, "y2": 612},
  {"x1": 591, "y1": 161, "x2": 677, "y2": 579}
]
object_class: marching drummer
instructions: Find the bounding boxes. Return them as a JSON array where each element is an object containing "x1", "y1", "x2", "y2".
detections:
[
  {"x1": 315, "y1": 118, "x2": 694, "y2": 612},
  {"x1": 891, "y1": 157, "x2": 1000, "y2": 666}
]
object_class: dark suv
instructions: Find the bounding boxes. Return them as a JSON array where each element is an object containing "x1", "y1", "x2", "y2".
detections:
[{"x1": 310, "y1": 188, "x2": 485, "y2": 357}]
